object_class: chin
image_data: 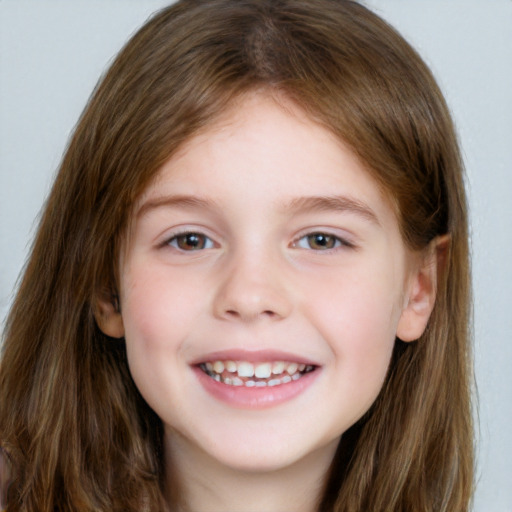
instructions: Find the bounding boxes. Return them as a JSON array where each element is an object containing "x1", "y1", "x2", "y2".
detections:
[
  {"x1": 192, "y1": 427, "x2": 337, "y2": 475},
  {"x1": 211, "y1": 450, "x2": 308, "y2": 474}
]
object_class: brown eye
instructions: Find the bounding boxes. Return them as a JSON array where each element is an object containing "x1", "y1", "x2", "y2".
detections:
[
  {"x1": 169, "y1": 233, "x2": 214, "y2": 251},
  {"x1": 307, "y1": 233, "x2": 336, "y2": 250},
  {"x1": 295, "y1": 232, "x2": 345, "y2": 250}
]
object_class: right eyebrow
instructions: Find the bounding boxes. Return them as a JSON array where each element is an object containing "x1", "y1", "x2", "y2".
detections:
[{"x1": 136, "y1": 194, "x2": 218, "y2": 218}]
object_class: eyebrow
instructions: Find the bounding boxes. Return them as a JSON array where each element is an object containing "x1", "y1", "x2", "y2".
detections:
[
  {"x1": 285, "y1": 195, "x2": 380, "y2": 225},
  {"x1": 136, "y1": 193, "x2": 380, "y2": 225},
  {"x1": 136, "y1": 194, "x2": 218, "y2": 218}
]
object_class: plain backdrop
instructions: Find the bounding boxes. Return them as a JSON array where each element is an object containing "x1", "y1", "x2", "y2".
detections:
[{"x1": 1, "y1": 1, "x2": 511, "y2": 510}]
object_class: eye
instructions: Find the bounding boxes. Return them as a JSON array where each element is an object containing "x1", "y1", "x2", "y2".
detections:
[
  {"x1": 295, "y1": 232, "x2": 349, "y2": 250},
  {"x1": 167, "y1": 232, "x2": 214, "y2": 251}
]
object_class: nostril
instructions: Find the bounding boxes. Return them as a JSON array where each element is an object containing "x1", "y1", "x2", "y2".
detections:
[
  {"x1": 214, "y1": 281, "x2": 292, "y2": 322},
  {"x1": 223, "y1": 308, "x2": 277, "y2": 321}
]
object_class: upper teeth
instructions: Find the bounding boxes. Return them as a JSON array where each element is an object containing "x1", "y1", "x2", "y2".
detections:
[{"x1": 204, "y1": 360, "x2": 310, "y2": 379}]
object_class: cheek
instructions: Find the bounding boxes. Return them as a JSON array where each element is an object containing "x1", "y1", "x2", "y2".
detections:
[
  {"x1": 121, "y1": 262, "x2": 206, "y2": 345},
  {"x1": 302, "y1": 263, "x2": 403, "y2": 390},
  {"x1": 326, "y1": 291, "x2": 397, "y2": 376},
  {"x1": 119, "y1": 264, "x2": 205, "y2": 411},
  {"x1": 307, "y1": 262, "x2": 402, "y2": 340},
  {"x1": 119, "y1": 267, "x2": 198, "y2": 394}
]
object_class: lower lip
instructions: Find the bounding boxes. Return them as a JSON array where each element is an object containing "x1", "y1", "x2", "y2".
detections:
[{"x1": 193, "y1": 366, "x2": 319, "y2": 409}]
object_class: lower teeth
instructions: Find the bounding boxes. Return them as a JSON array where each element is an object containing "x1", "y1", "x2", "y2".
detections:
[{"x1": 200, "y1": 365, "x2": 311, "y2": 387}]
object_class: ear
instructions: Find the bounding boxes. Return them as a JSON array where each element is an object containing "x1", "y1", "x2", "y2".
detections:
[
  {"x1": 94, "y1": 291, "x2": 125, "y2": 339},
  {"x1": 396, "y1": 235, "x2": 450, "y2": 342}
]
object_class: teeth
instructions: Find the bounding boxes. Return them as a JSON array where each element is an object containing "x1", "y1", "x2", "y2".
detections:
[
  {"x1": 225, "y1": 360, "x2": 237, "y2": 373},
  {"x1": 232, "y1": 377, "x2": 244, "y2": 386},
  {"x1": 287, "y1": 363, "x2": 298, "y2": 375},
  {"x1": 237, "y1": 362, "x2": 255, "y2": 378},
  {"x1": 254, "y1": 362, "x2": 272, "y2": 378},
  {"x1": 212, "y1": 361, "x2": 224, "y2": 373},
  {"x1": 200, "y1": 359, "x2": 315, "y2": 387},
  {"x1": 272, "y1": 361, "x2": 285, "y2": 374}
]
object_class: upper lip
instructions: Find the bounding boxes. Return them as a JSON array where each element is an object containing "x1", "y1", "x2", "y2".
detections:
[{"x1": 190, "y1": 348, "x2": 321, "y2": 367}]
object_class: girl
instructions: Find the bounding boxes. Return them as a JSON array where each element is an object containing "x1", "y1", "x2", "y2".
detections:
[{"x1": 0, "y1": 0, "x2": 473, "y2": 510}]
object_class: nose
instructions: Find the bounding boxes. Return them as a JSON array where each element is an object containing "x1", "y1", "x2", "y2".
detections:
[{"x1": 212, "y1": 248, "x2": 293, "y2": 323}]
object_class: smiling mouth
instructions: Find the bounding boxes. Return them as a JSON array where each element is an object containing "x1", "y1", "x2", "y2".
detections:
[{"x1": 198, "y1": 360, "x2": 316, "y2": 387}]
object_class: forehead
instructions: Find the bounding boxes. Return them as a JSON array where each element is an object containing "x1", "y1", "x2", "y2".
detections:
[{"x1": 135, "y1": 92, "x2": 399, "y2": 230}]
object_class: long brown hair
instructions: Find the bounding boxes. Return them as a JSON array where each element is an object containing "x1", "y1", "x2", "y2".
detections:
[{"x1": 0, "y1": 1, "x2": 473, "y2": 510}]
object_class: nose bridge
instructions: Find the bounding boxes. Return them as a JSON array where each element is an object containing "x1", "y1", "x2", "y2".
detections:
[{"x1": 212, "y1": 239, "x2": 292, "y2": 322}]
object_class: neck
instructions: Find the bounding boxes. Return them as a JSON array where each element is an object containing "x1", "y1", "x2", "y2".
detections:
[{"x1": 164, "y1": 432, "x2": 338, "y2": 512}]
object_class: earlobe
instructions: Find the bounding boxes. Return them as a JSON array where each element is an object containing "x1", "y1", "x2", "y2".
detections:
[
  {"x1": 396, "y1": 235, "x2": 450, "y2": 342},
  {"x1": 94, "y1": 293, "x2": 125, "y2": 339}
]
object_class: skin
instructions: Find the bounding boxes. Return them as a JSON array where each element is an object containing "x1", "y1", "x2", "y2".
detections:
[{"x1": 97, "y1": 93, "x2": 439, "y2": 512}]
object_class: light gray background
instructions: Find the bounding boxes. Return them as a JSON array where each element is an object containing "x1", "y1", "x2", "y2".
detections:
[{"x1": 1, "y1": 1, "x2": 511, "y2": 510}]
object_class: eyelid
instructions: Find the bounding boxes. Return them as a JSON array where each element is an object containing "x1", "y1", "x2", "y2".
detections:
[
  {"x1": 291, "y1": 229, "x2": 357, "y2": 251},
  {"x1": 159, "y1": 226, "x2": 219, "y2": 251}
]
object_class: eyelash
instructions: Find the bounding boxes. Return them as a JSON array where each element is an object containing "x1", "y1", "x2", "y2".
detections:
[
  {"x1": 293, "y1": 232, "x2": 354, "y2": 251},
  {"x1": 162, "y1": 230, "x2": 354, "y2": 252},
  {"x1": 164, "y1": 231, "x2": 215, "y2": 251}
]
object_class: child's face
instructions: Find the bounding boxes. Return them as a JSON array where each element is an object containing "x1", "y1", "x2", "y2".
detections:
[{"x1": 111, "y1": 93, "x2": 426, "y2": 474}]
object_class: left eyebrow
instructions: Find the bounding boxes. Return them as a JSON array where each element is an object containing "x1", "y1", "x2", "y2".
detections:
[
  {"x1": 135, "y1": 194, "x2": 219, "y2": 218},
  {"x1": 284, "y1": 195, "x2": 380, "y2": 226}
]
